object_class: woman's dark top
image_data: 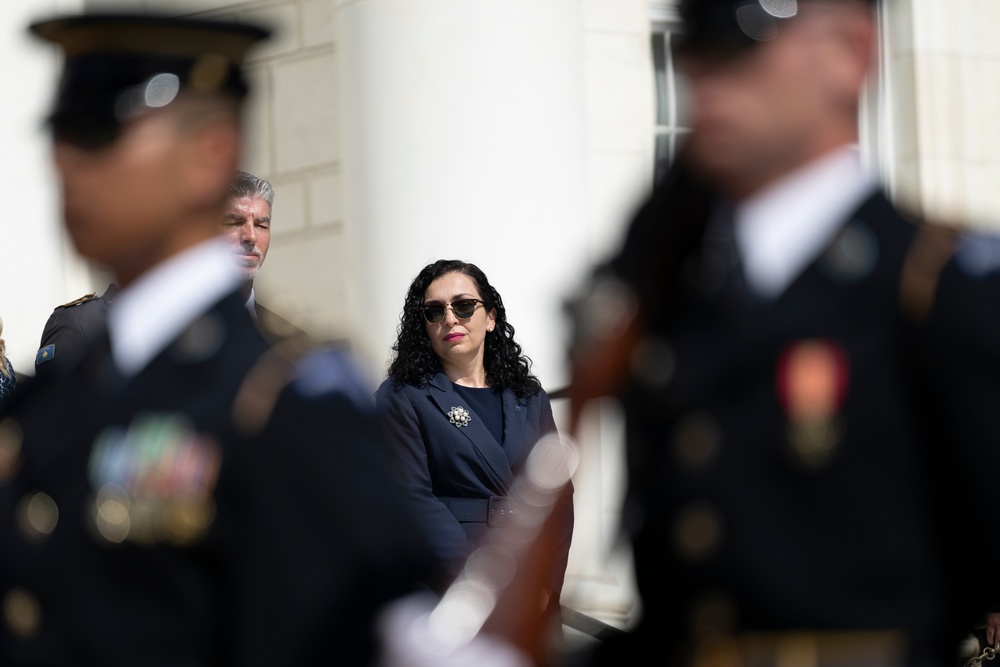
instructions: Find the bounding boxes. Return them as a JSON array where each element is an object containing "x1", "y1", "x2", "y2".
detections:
[{"x1": 453, "y1": 383, "x2": 503, "y2": 445}]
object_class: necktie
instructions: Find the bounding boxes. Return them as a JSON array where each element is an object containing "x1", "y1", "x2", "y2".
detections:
[{"x1": 699, "y1": 200, "x2": 746, "y2": 300}]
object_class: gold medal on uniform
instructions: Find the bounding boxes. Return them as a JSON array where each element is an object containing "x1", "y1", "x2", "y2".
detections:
[
  {"x1": 776, "y1": 339, "x2": 848, "y2": 472},
  {"x1": 88, "y1": 412, "x2": 221, "y2": 546}
]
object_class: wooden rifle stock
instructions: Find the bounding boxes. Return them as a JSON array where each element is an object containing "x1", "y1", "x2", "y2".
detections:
[
  {"x1": 565, "y1": 315, "x2": 642, "y2": 441},
  {"x1": 482, "y1": 483, "x2": 575, "y2": 666},
  {"x1": 426, "y1": 434, "x2": 578, "y2": 667},
  {"x1": 563, "y1": 153, "x2": 715, "y2": 441}
]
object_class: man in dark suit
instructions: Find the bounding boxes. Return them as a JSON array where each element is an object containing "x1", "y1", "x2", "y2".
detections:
[
  {"x1": 223, "y1": 170, "x2": 308, "y2": 346},
  {"x1": 564, "y1": 1, "x2": 1000, "y2": 666},
  {"x1": 0, "y1": 12, "x2": 433, "y2": 666}
]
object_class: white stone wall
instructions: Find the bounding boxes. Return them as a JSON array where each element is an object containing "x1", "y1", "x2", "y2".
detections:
[
  {"x1": 167, "y1": 0, "x2": 351, "y2": 349},
  {"x1": 563, "y1": 0, "x2": 654, "y2": 629},
  {"x1": 886, "y1": 0, "x2": 1000, "y2": 229}
]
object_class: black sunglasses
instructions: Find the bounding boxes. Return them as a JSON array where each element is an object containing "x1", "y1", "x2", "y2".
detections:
[{"x1": 420, "y1": 299, "x2": 484, "y2": 324}]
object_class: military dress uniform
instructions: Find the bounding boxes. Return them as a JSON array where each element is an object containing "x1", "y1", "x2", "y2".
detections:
[
  {"x1": 35, "y1": 284, "x2": 118, "y2": 378},
  {"x1": 36, "y1": 288, "x2": 307, "y2": 379},
  {"x1": 0, "y1": 238, "x2": 433, "y2": 666},
  {"x1": 0, "y1": 11, "x2": 434, "y2": 663},
  {"x1": 568, "y1": 153, "x2": 1000, "y2": 667}
]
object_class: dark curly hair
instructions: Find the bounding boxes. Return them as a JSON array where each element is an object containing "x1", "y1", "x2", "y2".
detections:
[{"x1": 386, "y1": 259, "x2": 542, "y2": 399}]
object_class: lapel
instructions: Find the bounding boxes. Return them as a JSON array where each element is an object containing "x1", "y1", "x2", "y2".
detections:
[
  {"x1": 717, "y1": 191, "x2": 885, "y2": 316},
  {"x1": 775, "y1": 191, "x2": 886, "y2": 306},
  {"x1": 426, "y1": 372, "x2": 513, "y2": 483},
  {"x1": 80, "y1": 291, "x2": 255, "y2": 440},
  {"x1": 500, "y1": 390, "x2": 530, "y2": 469},
  {"x1": 112, "y1": 291, "x2": 249, "y2": 400}
]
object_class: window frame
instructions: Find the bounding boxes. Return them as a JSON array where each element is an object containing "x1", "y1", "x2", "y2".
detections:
[
  {"x1": 650, "y1": 1, "x2": 688, "y2": 183},
  {"x1": 648, "y1": 0, "x2": 892, "y2": 191}
]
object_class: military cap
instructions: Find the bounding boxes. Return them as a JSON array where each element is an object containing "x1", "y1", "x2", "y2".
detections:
[
  {"x1": 676, "y1": 0, "x2": 875, "y2": 57},
  {"x1": 29, "y1": 13, "x2": 271, "y2": 149}
]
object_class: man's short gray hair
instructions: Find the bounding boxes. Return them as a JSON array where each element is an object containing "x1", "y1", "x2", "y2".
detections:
[{"x1": 229, "y1": 170, "x2": 274, "y2": 209}]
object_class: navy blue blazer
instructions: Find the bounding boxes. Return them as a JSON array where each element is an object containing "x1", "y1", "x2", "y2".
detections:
[{"x1": 375, "y1": 371, "x2": 573, "y2": 596}]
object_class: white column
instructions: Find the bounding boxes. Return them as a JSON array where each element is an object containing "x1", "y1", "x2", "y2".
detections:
[
  {"x1": 337, "y1": 0, "x2": 590, "y2": 390},
  {"x1": 885, "y1": 0, "x2": 1000, "y2": 230}
]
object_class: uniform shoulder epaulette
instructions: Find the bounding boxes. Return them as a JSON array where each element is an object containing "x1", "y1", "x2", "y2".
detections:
[
  {"x1": 231, "y1": 339, "x2": 366, "y2": 437},
  {"x1": 56, "y1": 292, "x2": 99, "y2": 309},
  {"x1": 899, "y1": 222, "x2": 959, "y2": 324},
  {"x1": 231, "y1": 338, "x2": 312, "y2": 437},
  {"x1": 953, "y1": 230, "x2": 1000, "y2": 279}
]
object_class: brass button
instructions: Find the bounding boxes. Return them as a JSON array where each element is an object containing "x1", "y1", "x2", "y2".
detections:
[
  {"x1": 821, "y1": 220, "x2": 878, "y2": 284},
  {"x1": 671, "y1": 411, "x2": 722, "y2": 472},
  {"x1": 93, "y1": 486, "x2": 131, "y2": 544},
  {"x1": 630, "y1": 336, "x2": 676, "y2": 388},
  {"x1": 690, "y1": 591, "x2": 737, "y2": 639},
  {"x1": 0, "y1": 418, "x2": 23, "y2": 482},
  {"x1": 172, "y1": 313, "x2": 224, "y2": 362},
  {"x1": 674, "y1": 501, "x2": 724, "y2": 562},
  {"x1": 16, "y1": 492, "x2": 58, "y2": 540},
  {"x1": 3, "y1": 588, "x2": 41, "y2": 638}
]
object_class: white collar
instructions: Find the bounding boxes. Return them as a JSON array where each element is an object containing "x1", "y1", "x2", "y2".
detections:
[
  {"x1": 107, "y1": 236, "x2": 240, "y2": 377},
  {"x1": 245, "y1": 287, "x2": 257, "y2": 317},
  {"x1": 733, "y1": 146, "x2": 877, "y2": 300}
]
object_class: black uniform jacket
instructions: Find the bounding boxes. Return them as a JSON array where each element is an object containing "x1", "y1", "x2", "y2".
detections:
[
  {"x1": 36, "y1": 286, "x2": 304, "y2": 379},
  {"x1": 375, "y1": 371, "x2": 574, "y2": 597},
  {"x1": 575, "y1": 164, "x2": 1000, "y2": 667},
  {"x1": 254, "y1": 301, "x2": 309, "y2": 347},
  {"x1": 34, "y1": 284, "x2": 118, "y2": 378},
  {"x1": 0, "y1": 289, "x2": 432, "y2": 666}
]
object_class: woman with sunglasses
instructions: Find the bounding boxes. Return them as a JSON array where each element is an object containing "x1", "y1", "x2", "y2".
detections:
[{"x1": 375, "y1": 258, "x2": 574, "y2": 626}]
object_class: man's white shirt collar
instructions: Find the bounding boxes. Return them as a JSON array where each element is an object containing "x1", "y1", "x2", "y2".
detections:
[
  {"x1": 107, "y1": 236, "x2": 241, "y2": 377},
  {"x1": 245, "y1": 287, "x2": 257, "y2": 317},
  {"x1": 733, "y1": 146, "x2": 877, "y2": 300}
]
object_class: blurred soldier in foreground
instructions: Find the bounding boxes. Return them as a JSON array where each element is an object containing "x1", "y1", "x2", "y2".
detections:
[
  {"x1": 223, "y1": 170, "x2": 308, "y2": 345},
  {"x1": 565, "y1": 1, "x2": 1000, "y2": 666},
  {"x1": 0, "y1": 13, "x2": 434, "y2": 666}
]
